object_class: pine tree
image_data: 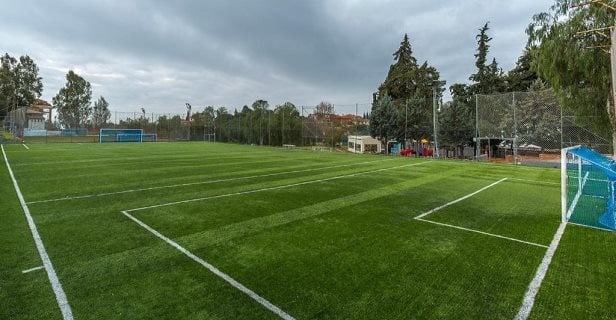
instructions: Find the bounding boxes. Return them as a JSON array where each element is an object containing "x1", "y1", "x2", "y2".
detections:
[
  {"x1": 469, "y1": 22, "x2": 504, "y2": 94},
  {"x1": 375, "y1": 34, "x2": 443, "y2": 143}
]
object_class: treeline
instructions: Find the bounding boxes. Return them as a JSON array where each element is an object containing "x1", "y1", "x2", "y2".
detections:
[
  {"x1": 370, "y1": 0, "x2": 616, "y2": 153},
  {"x1": 115, "y1": 101, "x2": 369, "y2": 146},
  {"x1": 0, "y1": 54, "x2": 111, "y2": 130}
]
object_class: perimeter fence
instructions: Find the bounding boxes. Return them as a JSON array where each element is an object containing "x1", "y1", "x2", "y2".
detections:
[{"x1": 475, "y1": 89, "x2": 612, "y2": 165}]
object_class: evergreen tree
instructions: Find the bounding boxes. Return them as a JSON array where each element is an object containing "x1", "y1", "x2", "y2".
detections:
[
  {"x1": 469, "y1": 23, "x2": 504, "y2": 94},
  {"x1": 505, "y1": 49, "x2": 540, "y2": 92},
  {"x1": 376, "y1": 34, "x2": 443, "y2": 143},
  {"x1": 440, "y1": 84, "x2": 475, "y2": 152},
  {"x1": 369, "y1": 95, "x2": 398, "y2": 153}
]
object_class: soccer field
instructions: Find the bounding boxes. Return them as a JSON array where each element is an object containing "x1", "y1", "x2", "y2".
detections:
[{"x1": 1, "y1": 142, "x2": 615, "y2": 319}]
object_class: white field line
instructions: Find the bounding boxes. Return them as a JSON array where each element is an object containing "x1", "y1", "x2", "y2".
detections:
[
  {"x1": 414, "y1": 218, "x2": 548, "y2": 248},
  {"x1": 126, "y1": 162, "x2": 428, "y2": 213},
  {"x1": 22, "y1": 144, "x2": 29, "y2": 150},
  {"x1": 28, "y1": 159, "x2": 396, "y2": 204},
  {"x1": 1, "y1": 145, "x2": 73, "y2": 320},
  {"x1": 122, "y1": 211, "x2": 295, "y2": 320},
  {"x1": 508, "y1": 178, "x2": 559, "y2": 186},
  {"x1": 514, "y1": 221, "x2": 567, "y2": 320},
  {"x1": 567, "y1": 221, "x2": 615, "y2": 232},
  {"x1": 414, "y1": 178, "x2": 508, "y2": 220},
  {"x1": 22, "y1": 265, "x2": 44, "y2": 274}
]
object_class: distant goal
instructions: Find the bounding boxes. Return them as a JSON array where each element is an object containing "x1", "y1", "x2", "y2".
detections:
[
  {"x1": 562, "y1": 145, "x2": 616, "y2": 230},
  {"x1": 99, "y1": 129, "x2": 157, "y2": 143}
]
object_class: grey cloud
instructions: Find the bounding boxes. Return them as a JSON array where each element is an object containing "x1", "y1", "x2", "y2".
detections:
[{"x1": 0, "y1": 0, "x2": 553, "y2": 114}]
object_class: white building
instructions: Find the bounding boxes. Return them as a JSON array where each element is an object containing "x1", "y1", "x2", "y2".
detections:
[{"x1": 348, "y1": 135, "x2": 382, "y2": 154}]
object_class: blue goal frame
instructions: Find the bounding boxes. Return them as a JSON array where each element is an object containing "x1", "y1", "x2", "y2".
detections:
[{"x1": 99, "y1": 129, "x2": 156, "y2": 143}]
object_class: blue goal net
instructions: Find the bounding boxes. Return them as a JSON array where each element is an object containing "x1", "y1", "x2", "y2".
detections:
[
  {"x1": 563, "y1": 145, "x2": 616, "y2": 230},
  {"x1": 99, "y1": 129, "x2": 156, "y2": 143}
]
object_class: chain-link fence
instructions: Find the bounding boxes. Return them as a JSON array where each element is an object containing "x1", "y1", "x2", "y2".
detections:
[{"x1": 476, "y1": 89, "x2": 612, "y2": 165}]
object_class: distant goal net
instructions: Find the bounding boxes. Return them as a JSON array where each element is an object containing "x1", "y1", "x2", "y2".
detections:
[
  {"x1": 99, "y1": 129, "x2": 157, "y2": 143},
  {"x1": 562, "y1": 145, "x2": 616, "y2": 230}
]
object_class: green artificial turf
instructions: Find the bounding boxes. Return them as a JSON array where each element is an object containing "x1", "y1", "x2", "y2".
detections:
[{"x1": 1, "y1": 142, "x2": 614, "y2": 319}]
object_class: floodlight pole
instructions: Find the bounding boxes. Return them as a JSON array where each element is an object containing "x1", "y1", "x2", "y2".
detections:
[
  {"x1": 405, "y1": 98, "x2": 408, "y2": 148},
  {"x1": 431, "y1": 80, "x2": 446, "y2": 158}
]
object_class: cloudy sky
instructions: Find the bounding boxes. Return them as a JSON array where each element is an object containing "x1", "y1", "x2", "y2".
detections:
[{"x1": 1, "y1": 0, "x2": 553, "y2": 115}]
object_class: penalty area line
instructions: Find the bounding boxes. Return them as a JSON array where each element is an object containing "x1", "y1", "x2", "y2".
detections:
[
  {"x1": 1, "y1": 145, "x2": 73, "y2": 320},
  {"x1": 414, "y1": 218, "x2": 548, "y2": 249},
  {"x1": 22, "y1": 144, "x2": 30, "y2": 150},
  {"x1": 414, "y1": 177, "x2": 508, "y2": 220},
  {"x1": 122, "y1": 211, "x2": 295, "y2": 320}
]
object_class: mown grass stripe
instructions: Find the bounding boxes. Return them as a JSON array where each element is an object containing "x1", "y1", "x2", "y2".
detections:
[
  {"x1": 1, "y1": 145, "x2": 73, "y2": 320},
  {"x1": 122, "y1": 210, "x2": 296, "y2": 320},
  {"x1": 172, "y1": 169, "x2": 463, "y2": 248},
  {"x1": 27, "y1": 159, "x2": 394, "y2": 204},
  {"x1": 126, "y1": 162, "x2": 430, "y2": 213}
]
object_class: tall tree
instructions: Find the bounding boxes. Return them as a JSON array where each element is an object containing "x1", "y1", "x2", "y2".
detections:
[
  {"x1": 0, "y1": 53, "x2": 43, "y2": 117},
  {"x1": 315, "y1": 101, "x2": 333, "y2": 119},
  {"x1": 440, "y1": 84, "x2": 475, "y2": 153},
  {"x1": 91, "y1": 96, "x2": 110, "y2": 130},
  {"x1": 469, "y1": 23, "x2": 504, "y2": 94},
  {"x1": 251, "y1": 99, "x2": 269, "y2": 145},
  {"x1": 53, "y1": 71, "x2": 92, "y2": 129},
  {"x1": 505, "y1": 49, "x2": 540, "y2": 92},
  {"x1": 274, "y1": 102, "x2": 300, "y2": 145},
  {"x1": 377, "y1": 34, "x2": 442, "y2": 143},
  {"x1": 370, "y1": 95, "x2": 398, "y2": 153},
  {"x1": 527, "y1": 0, "x2": 614, "y2": 150},
  {"x1": 15, "y1": 55, "x2": 43, "y2": 107},
  {"x1": 0, "y1": 54, "x2": 17, "y2": 117}
]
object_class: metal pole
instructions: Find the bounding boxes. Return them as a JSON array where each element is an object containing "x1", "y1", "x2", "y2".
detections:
[
  {"x1": 331, "y1": 104, "x2": 335, "y2": 148},
  {"x1": 282, "y1": 109, "x2": 285, "y2": 146},
  {"x1": 355, "y1": 103, "x2": 358, "y2": 152},
  {"x1": 405, "y1": 99, "x2": 408, "y2": 148},
  {"x1": 512, "y1": 92, "x2": 517, "y2": 164},
  {"x1": 432, "y1": 86, "x2": 438, "y2": 158},
  {"x1": 475, "y1": 94, "x2": 480, "y2": 159}
]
